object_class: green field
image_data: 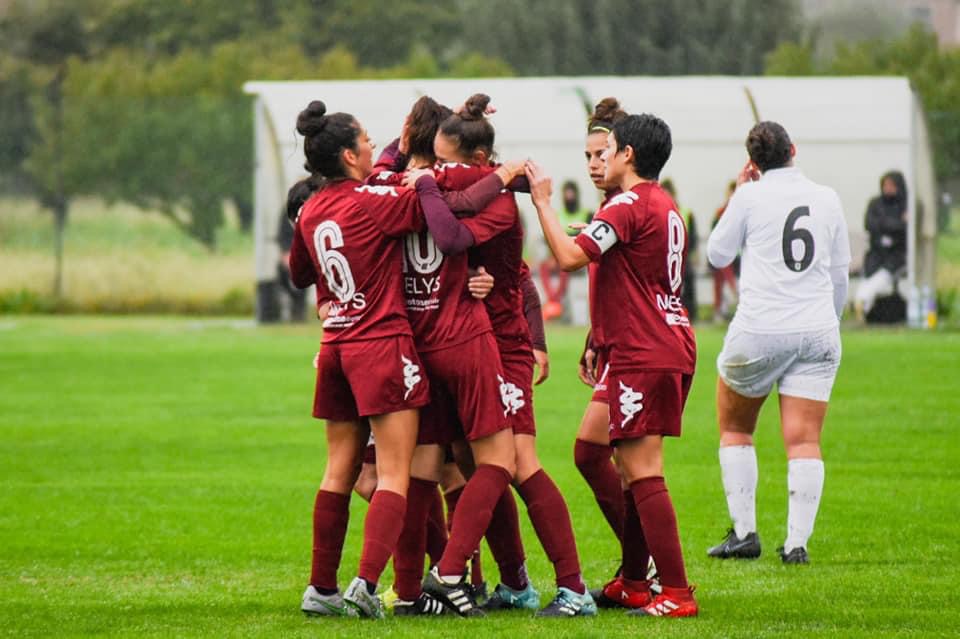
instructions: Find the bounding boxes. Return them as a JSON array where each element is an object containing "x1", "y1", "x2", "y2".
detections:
[{"x1": 1, "y1": 318, "x2": 958, "y2": 638}]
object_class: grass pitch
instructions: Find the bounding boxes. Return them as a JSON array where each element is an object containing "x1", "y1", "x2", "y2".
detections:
[{"x1": 1, "y1": 317, "x2": 958, "y2": 638}]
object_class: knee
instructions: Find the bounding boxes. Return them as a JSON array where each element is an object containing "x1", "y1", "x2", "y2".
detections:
[
  {"x1": 321, "y1": 471, "x2": 359, "y2": 495},
  {"x1": 499, "y1": 458, "x2": 517, "y2": 479},
  {"x1": 720, "y1": 431, "x2": 754, "y2": 447},
  {"x1": 514, "y1": 454, "x2": 541, "y2": 485},
  {"x1": 784, "y1": 433, "x2": 821, "y2": 455},
  {"x1": 574, "y1": 438, "x2": 604, "y2": 473}
]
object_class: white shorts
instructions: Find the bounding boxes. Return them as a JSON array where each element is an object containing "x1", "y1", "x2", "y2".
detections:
[{"x1": 717, "y1": 326, "x2": 841, "y2": 402}]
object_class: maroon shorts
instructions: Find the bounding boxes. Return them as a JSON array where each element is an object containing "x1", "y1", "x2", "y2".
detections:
[
  {"x1": 607, "y1": 370, "x2": 693, "y2": 442},
  {"x1": 497, "y1": 339, "x2": 536, "y2": 436},
  {"x1": 312, "y1": 335, "x2": 430, "y2": 421},
  {"x1": 418, "y1": 382, "x2": 460, "y2": 446},
  {"x1": 590, "y1": 346, "x2": 611, "y2": 405},
  {"x1": 363, "y1": 442, "x2": 376, "y2": 465},
  {"x1": 419, "y1": 333, "x2": 509, "y2": 443}
]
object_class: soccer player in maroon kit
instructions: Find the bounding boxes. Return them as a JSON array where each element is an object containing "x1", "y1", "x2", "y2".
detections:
[
  {"x1": 526, "y1": 112, "x2": 699, "y2": 617},
  {"x1": 288, "y1": 100, "x2": 472, "y2": 619},
  {"x1": 574, "y1": 99, "x2": 662, "y2": 608},
  {"x1": 426, "y1": 95, "x2": 595, "y2": 617},
  {"x1": 572, "y1": 98, "x2": 631, "y2": 587},
  {"x1": 361, "y1": 95, "x2": 524, "y2": 618}
]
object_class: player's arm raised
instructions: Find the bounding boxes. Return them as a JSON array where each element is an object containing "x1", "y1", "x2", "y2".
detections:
[
  {"x1": 707, "y1": 188, "x2": 747, "y2": 269},
  {"x1": 525, "y1": 160, "x2": 591, "y2": 271}
]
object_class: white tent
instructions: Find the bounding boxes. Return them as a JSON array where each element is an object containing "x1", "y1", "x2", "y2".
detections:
[{"x1": 244, "y1": 76, "x2": 937, "y2": 322}]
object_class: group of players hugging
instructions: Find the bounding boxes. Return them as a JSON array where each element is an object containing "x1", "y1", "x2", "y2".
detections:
[{"x1": 287, "y1": 89, "x2": 846, "y2": 621}]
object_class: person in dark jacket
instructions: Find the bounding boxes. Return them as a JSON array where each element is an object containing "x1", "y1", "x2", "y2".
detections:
[{"x1": 854, "y1": 171, "x2": 907, "y2": 320}]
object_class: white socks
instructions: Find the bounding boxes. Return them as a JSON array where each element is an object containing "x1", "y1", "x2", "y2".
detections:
[
  {"x1": 784, "y1": 458, "x2": 824, "y2": 552},
  {"x1": 719, "y1": 446, "x2": 758, "y2": 539},
  {"x1": 720, "y1": 449, "x2": 824, "y2": 551}
]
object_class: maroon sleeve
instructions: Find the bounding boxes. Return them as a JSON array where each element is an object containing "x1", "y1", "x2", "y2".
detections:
[
  {"x1": 357, "y1": 184, "x2": 424, "y2": 237},
  {"x1": 288, "y1": 222, "x2": 315, "y2": 289},
  {"x1": 373, "y1": 137, "x2": 406, "y2": 173},
  {"x1": 507, "y1": 175, "x2": 530, "y2": 193},
  {"x1": 574, "y1": 233, "x2": 603, "y2": 262},
  {"x1": 461, "y1": 194, "x2": 518, "y2": 244},
  {"x1": 416, "y1": 176, "x2": 476, "y2": 254},
  {"x1": 441, "y1": 171, "x2": 504, "y2": 213},
  {"x1": 520, "y1": 268, "x2": 546, "y2": 352},
  {"x1": 579, "y1": 329, "x2": 593, "y2": 367}
]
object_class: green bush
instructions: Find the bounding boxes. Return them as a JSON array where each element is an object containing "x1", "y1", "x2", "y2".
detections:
[
  {"x1": 0, "y1": 287, "x2": 254, "y2": 316},
  {"x1": 938, "y1": 287, "x2": 957, "y2": 319}
]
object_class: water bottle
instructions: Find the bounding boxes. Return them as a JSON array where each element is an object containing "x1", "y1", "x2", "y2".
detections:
[
  {"x1": 906, "y1": 285, "x2": 921, "y2": 328},
  {"x1": 922, "y1": 285, "x2": 937, "y2": 329}
]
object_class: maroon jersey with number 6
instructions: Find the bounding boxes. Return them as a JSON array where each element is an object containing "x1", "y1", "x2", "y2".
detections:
[
  {"x1": 574, "y1": 182, "x2": 696, "y2": 373},
  {"x1": 289, "y1": 178, "x2": 424, "y2": 344}
]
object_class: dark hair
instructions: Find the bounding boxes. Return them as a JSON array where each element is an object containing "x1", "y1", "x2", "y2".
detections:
[
  {"x1": 880, "y1": 170, "x2": 907, "y2": 206},
  {"x1": 588, "y1": 97, "x2": 626, "y2": 133},
  {"x1": 746, "y1": 121, "x2": 792, "y2": 172},
  {"x1": 286, "y1": 176, "x2": 321, "y2": 223},
  {"x1": 296, "y1": 100, "x2": 360, "y2": 179},
  {"x1": 611, "y1": 113, "x2": 672, "y2": 180},
  {"x1": 406, "y1": 96, "x2": 453, "y2": 161},
  {"x1": 562, "y1": 179, "x2": 579, "y2": 195},
  {"x1": 438, "y1": 93, "x2": 495, "y2": 158}
]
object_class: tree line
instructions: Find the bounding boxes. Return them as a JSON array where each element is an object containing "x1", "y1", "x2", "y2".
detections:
[{"x1": 3, "y1": 0, "x2": 956, "y2": 296}]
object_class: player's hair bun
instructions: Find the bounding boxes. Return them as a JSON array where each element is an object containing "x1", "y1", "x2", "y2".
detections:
[
  {"x1": 297, "y1": 100, "x2": 328, "y2": 137},
  {"x1": 462, "y1": 94, "x2": 490, "y2": 120},
  {"x1": 593, "y1": 97, "x2": 624, "y2": 124},
  {"x1": 296, "y1": 101, "x2": 360, "y2": 180}
]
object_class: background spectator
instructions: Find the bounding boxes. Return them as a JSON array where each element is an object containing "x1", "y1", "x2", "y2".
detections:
[
  {"x1": 540, "y1": 180, "x2": 593, "y2": 320},
  {"x1": 855, "y1": 171, "x2": 908, "y2": 322},
  {"x1": 711, "y1": 180, "x2": 739, "y2": 321}
]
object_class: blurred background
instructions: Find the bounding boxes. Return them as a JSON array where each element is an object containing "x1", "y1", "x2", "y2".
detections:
[{"x1": 1, "y1": 0, "x2": 958, "y2": 324}]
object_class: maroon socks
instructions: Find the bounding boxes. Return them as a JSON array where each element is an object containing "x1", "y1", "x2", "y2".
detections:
[
  {"x1": 443, "y1": 486, "x2": 462, "y2": 533},
  {"x1": 630, "y1": 477, "x2": 688, "y2": 589},
  {"x1": 393, "y1": 479, "x2": 438, "y2": 601},
  {"x1": 310, "y1": 490, "x2": 350, "y2": 591},
  {"x1": 518, "y1": 470, "x2": 585, "y2": 594},
  {"x1": 621, "y1": 489, "x2": 651, "y2": 582},
  {"x1": 437, "y1": 464, "x2": 512, "y2": 579},
  {"x1": 574, "y1": 439, "x2": 625, "y2": 543},
  {"x1": 425, "y1": 485, "x2": 447, "y2": 566},
  {"x1": 484, "y1": 486, "x2": 528, "y2": 590},
  {"x1": 357, "y1": 489, "x2": 407, "y2": 587}
]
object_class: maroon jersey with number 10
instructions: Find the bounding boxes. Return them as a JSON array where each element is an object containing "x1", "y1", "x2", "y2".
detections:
[{"x1": 575, "y1": 182, "x2": 696, "y2": 373}]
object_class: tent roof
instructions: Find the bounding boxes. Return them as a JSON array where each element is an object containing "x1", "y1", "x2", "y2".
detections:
[{"x1": 244, "y1": 76, "x2": 914, "y2": 147}]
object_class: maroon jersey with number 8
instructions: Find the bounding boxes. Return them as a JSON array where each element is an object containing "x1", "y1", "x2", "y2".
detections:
[{"x1": 575, "y1": 182, "x2": 696, "y2": 373}]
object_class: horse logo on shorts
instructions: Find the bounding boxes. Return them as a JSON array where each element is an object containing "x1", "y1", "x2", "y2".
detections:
[
  {"x1": 497, "y1": 374, "x2": 526, "y2": 417},
  {"x1": 401, "y1": 355, "x2": 422, "y2": 400},
  {"x1": 618, "y1": 381, "x2": 644, "y2": 426}
]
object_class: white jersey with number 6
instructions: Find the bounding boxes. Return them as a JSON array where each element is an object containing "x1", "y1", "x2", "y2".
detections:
[{"x1": 707, "y1": 167, "x2": 850, "y2": 334}]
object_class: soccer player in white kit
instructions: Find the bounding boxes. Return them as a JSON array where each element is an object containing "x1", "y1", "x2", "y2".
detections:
[{"x1": 705, "y1": 121, "x2": 850, "y2": 565}]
